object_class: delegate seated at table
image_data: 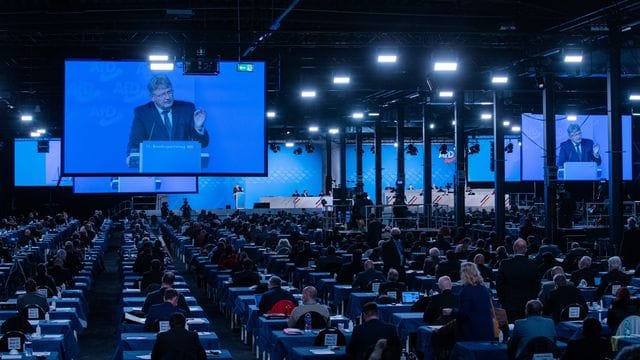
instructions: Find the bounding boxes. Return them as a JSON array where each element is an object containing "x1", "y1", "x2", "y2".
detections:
[
  {"x1": 258, "y1": 276, "x2": 296, "y2": 314},
  {"x1": 507, "y1": 300, "x2": 556, "y2": 359},
  {"x1": 17, "y1": 278, "x2": 49, "y2": 313},
  {"x1": 287, "y1": 286, "x2": 329, "y2": 328},
  {"x1": 423, "y1": 276, "x2": 458, "y2": 325},
  {"x1": 346, "y1": 302, "x2": 401, "y2": 360},
  {"x1": 142, "y1": 272, "x2": 190, "y2": 316},
  {"x1": 145, "y1": 289, "x2": 186, "y2": 331},
  {"x1": 151, "y1": 312, "x2": 206, "y2": 360}
]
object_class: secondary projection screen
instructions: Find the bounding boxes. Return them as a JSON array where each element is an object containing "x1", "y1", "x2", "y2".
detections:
[
  {"x1": 73, "y1": 177, "x2": 198, "y2": 194},
  {"x1": 64, "y1": 60, "x2": 266, "y2": 176},
  {"x1": 521, "y1": 114, "x2": 632, "y2": 181},
  {"x1": 14, "y1": 138, "x2": 72, "y2": 187},
  {"x1": 467, "y1": 135, "x2": 521, "y2": 182}
]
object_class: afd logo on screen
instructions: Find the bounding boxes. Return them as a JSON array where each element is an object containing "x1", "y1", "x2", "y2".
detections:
[{"x1": 438, "y1": 150, "x2": 456, "y2": 163}]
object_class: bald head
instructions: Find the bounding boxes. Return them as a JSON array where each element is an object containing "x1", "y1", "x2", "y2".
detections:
[
  {"x1": 437, "y1": 276, "x2": 452, "y2": 291},
  {"x1": 513, "y1": 238, "x2": 527, "y2": 254}
]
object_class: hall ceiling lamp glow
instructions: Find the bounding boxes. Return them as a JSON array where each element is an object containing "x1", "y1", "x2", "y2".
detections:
[
  {"x1": 511, "y1": 126, "x2": 521, "y2": 132},
  {"x1": 352, "y1": 112, "x2": 364, "y2": 119},
  {"x1": 149, "y1": 62, "x2": 174, "y2": 71},
  {"x1": 328, "y1": 128, "x2": 339, "y2": 134},
  {"x1": 393, "y1": 142, "x2": 398, "y2": 147},
  {"x1": 30, "y1": 131, "x2": 40, "y2": 137},
  {"x1": 439, "y1": 91, "x2": 454, "y2": 98},
  {"x1": 20, "y1": 114, "x2": 33, "y2": 122},
  {"x1": 266, "y1": 111, "x2": 276, "y2": 118},
  {"x1": 285, "y1": 142, "x2": 294, "y2": 148},
  {"x1": 567, "y1": 114, "x2": 578, "y2": 121},
  {"x1": 564, "y1": 53, "x2": 583, "y2": 63},
  {"x1": 333, "y1": 76, "x2": 350, "y2": 84},
  {"x1": 308, "y1": 126, "x2": 319, "y2": 132},
  {"x1": 36, "y1": 129, "x2": 46, "y2": 134},
  {"x1": 148, "y1": 54, "x2": 170, "y2": 62},
  {"x1": 481, "y1": 113, "x2": 492, "y2": 120},
  {"x1": 503, "y1": 120, "x2": 511, "y2": 126},
  {"x1": 629, "y1": 94, "x2": 640, "y2": 101},
  {"x1": 429, "y1": 123, "x2": 435, "y2": 129},
  {"x1": 301, "y1": 90, "x2": 316, "y2": 98},
  {"x1": 451, "y1": 120, "x2": 456, "y2": 126},
  {"x1": 377, "y1": 54, "x2": 397, "y2": 63},
  {"x1": 368, "y1": 112, "x2": 380, "y2": 117},
  {"x1": 434, "y1": 62, "x2": 458, "y2": 72},
  {"x1": 491, "y1": 76, "x2": 509, "y2": 84}
]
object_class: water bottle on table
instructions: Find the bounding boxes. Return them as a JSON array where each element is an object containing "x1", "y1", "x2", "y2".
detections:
[{"x1": 304, "y1": 312, "x2": 312, "y2": 333}]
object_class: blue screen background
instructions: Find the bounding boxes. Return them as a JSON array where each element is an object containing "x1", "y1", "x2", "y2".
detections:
[
  {"x1": 168, "y1": 144, "x2": 324, "y2": 209},
  {"x1": 346, "y1": 143, "x2": 456, "y2": 203},
  {"x1": 64, "y1": 60, "x2": 265, "y2": 175},
  {"x1": 14, "y1": 139, "x2": 72, "y2": 187},
  {"x1": 467, "y1": 136, "x2": 521, "y2": 182}
]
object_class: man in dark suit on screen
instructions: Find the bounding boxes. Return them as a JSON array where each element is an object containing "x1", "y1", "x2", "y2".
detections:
[
  {"x1": 557, "y1": 123, "x2": 601, "y2": 168},
  {"x1": 127, "y1": 74, "x2": 209, "y2": 165}
]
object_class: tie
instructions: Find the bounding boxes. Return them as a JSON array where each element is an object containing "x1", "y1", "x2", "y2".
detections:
[
  {"x1": 575, "y1": 144, "x2": 581, "y2": 159},
  {"x1": 162, "y1": 110, "x2": 172, "y2": 140}
]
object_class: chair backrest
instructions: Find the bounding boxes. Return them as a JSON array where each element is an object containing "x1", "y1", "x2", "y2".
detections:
[
  {"x1": 559, "y1": 303, "x2": 587, "y2": 321},
  {"x1": 614, "y1": 315, "x2": 640, "y2": 336},
  {"x1": 293, "y1": 311, "x2": 329, "y2": 330},
  {"x1": 516, "y1": 336, "x2": 557, "y2": 360},
  {"x1": 313, "y1": 327, "x2": 347, "y2": 346},
  {"x1": 267, "y1": 300, "x2": 296, "y2": 316},
  {"x1": 0, "y1": 331, "x2": 26, "y2": 352},
  {"x1": 20, "y1": 304, "x2": 45, "y2": 320}
]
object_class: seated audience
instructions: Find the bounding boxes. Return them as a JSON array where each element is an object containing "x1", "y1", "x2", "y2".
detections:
[
  {"x1": 543, "y1": 274, "x2": 587, "y2": 323},
  {"x1": 287, "y1": 286, "x2": 330, "y2": 328},
  {"x1": 140, "y1": 259, "x2": 163, "y2": 292},
  {"x1": 144, "y1": 289, "x2": 185, "y2": 331},
  {"x1": 435, "y1": 250, "x2": 461, "y2": 282},
  {"x1": 422, "y1": 248, "x2": 440, "y2": 276},
  {"x1": 561, "y1": 317, "x2": 611, "y2": 360},
  {"x1": 257, "y1": 276, "x2": 296, "y2": 314},
  {"x1": 596, "y1": 256, "x2": 631, "y2": 299},
  {"x1": 473, "y1": 254, "x2": 493, "y2": 284},
  {"x1": 336, "y1": 249, "x2": 363, "y2": 284},
  {"x1": 17, "y1": 278, "x2": 49, "y2": 313},
  {"x1": 423, "y1": 276, "x2": 458, "y2": 325},
  {"x1": 142, "y1": 272, "x2": 190, "y2": 316},
  {"x1": 346, "y1": 302, "x2": 401, "y2": 360},
  {"x1": 570, "y1": 256, "x2": 596, "y2": 287},
  {"x1": 316, "y1": 246, "x2": 343, "y2": 275},
  {"x1": 231, "y1": 259, "x2": 260, "y2": 287},
  {"x1": 378, "y1": 268, "x2": 406, "y2": 298},
  {"x1": 34, "y1": 263, "x2": 57, "y2": 298},
  {"x1": 352, "y1": 260, "x2": 385, "y2": 290},
  {"x1": 151, "y1": 312, "x2": 206, "y2": 360},
  {"x1": 507, "y1": 300, "x2": 556, "y2": 360},
  {"x1": 607, "y1": 287, "x2": 640, "y2": 334}
]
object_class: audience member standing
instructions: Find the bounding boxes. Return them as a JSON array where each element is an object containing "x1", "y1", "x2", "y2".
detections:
[{"x1": 497, "y1": 238, "x2": 540, "y2": 321}]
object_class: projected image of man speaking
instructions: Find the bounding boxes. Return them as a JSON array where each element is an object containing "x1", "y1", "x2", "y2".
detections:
[
  {"x1": 126, "y1": 75, "x2": 209, "y2": 165},
  {"x1": 557, "y1": 123, "x2": 601, "y2": 168}
]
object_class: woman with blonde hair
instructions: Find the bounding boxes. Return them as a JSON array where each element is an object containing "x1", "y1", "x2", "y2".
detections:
[{"x1": 449, "y1": 262, "x2": 495, "y2": 341}]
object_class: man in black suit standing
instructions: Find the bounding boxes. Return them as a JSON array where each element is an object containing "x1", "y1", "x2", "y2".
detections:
[
  {"x1": 381, "y1": 227, "x2": 403, "y2": 273},
  {"x1": 151, "y1": 312, "x2": 206, "y2": 360},
  {"x1": 497, "y1": 238, "x2": 540, "y2": 321},
  {"x1": 557, "y1": 123, "x2": 601, "y2": 168},
  {"x1": 127, "y1": 74, "x2": 209, "y2": 164},
  {"x1": 346, "y1": 302, "x2": 401, "y2": 360}
]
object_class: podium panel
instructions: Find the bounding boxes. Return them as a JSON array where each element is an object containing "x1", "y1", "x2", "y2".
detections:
[
  {"x1": 562, "y1": 161, "x2": 598, "y2": 180},
  {"x1": 234, "y1": 192, "x2": 246, "y2": 209},
  {"x1": 139, "y1": 141, "x2": 201, "y2": 173}
]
